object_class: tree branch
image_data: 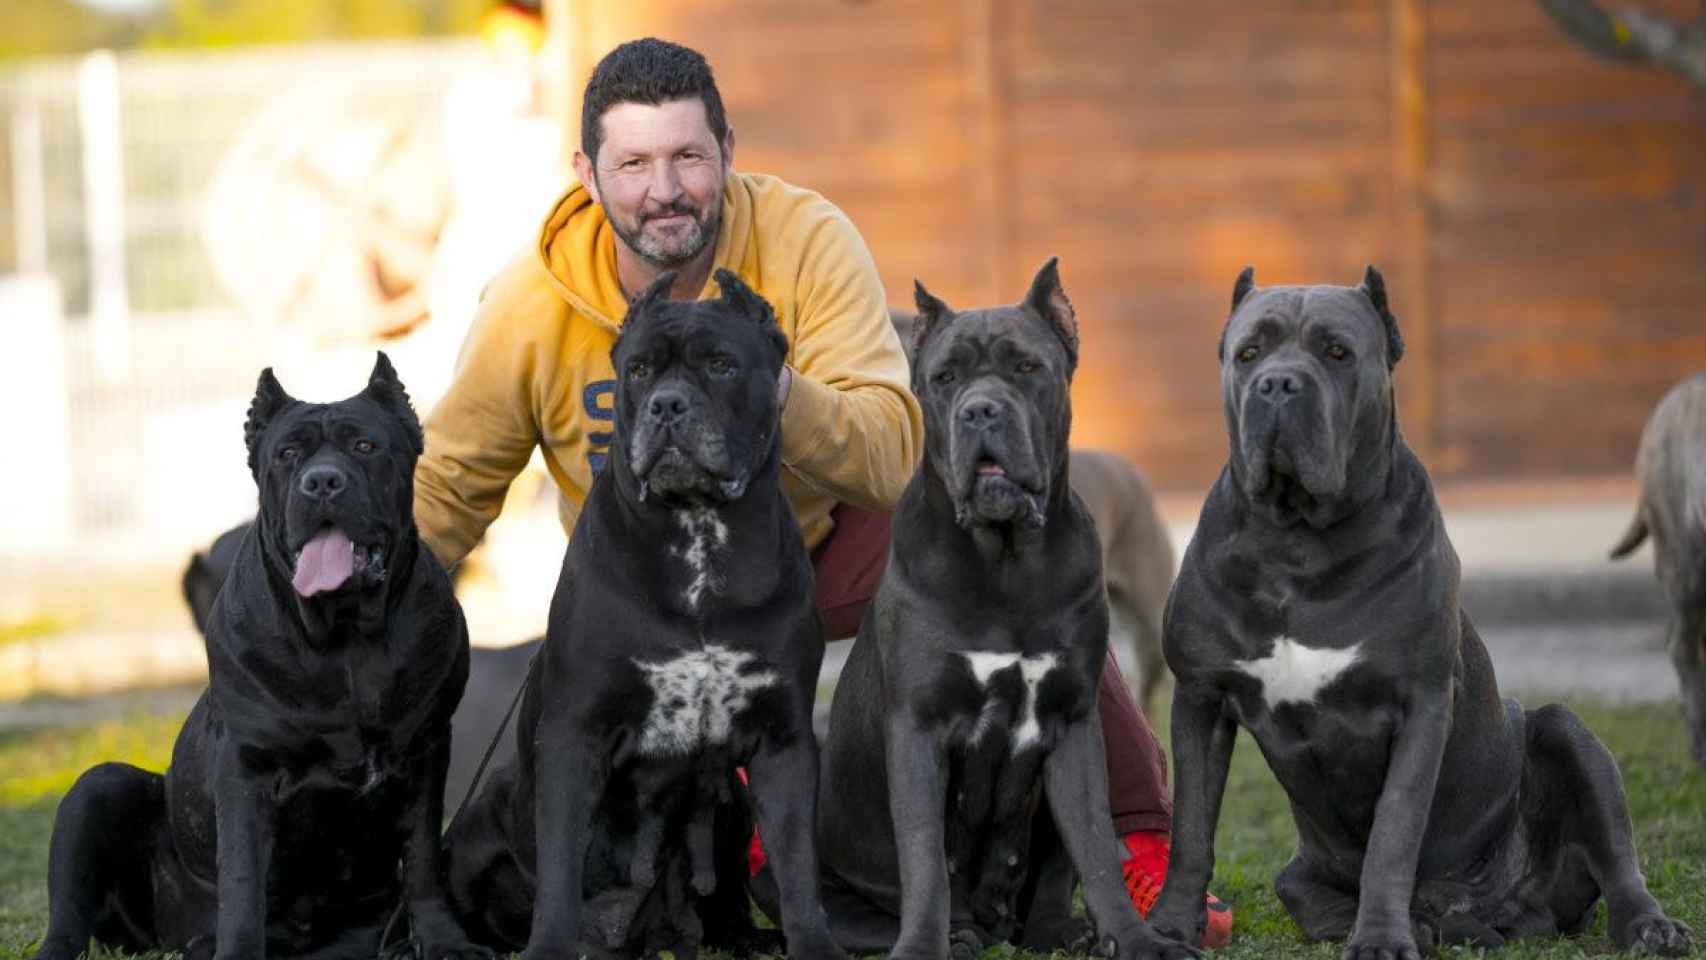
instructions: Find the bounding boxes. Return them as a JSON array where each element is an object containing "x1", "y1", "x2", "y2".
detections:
[{"x1": 1538, "y1": 0, "x2": 1706, "y2": 87}]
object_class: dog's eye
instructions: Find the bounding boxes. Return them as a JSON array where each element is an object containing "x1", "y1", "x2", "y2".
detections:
[
  {"x1": 1236, "y1": 345, "x2": 1259, "y2": 364},
  {"x1": 932, "y1": 369, "x2": 956, "y2": 387},
  {"x1": 706, "y1": 355, "x2": 736, "y2": 377},
  {"x1": 1015, "y1": 358, "x2": 1041, "y2": 375},
  {"x1": 353, "y1": 438, "x2": 375, "y2": 454},
  {"x1": 276, "y1": 445, "x2": 299, "y2": 463},
  {"x1": 1325, "y1": 344, "x2": 1349, "y2": 361},
  {"x1": 628, "y1": 361, "x2": 652, "y2": 380}
]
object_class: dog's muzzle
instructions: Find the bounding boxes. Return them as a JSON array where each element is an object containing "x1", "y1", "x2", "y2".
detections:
[{"x1": 947, "y1": 393, "x2": 1047, "y2": 529}]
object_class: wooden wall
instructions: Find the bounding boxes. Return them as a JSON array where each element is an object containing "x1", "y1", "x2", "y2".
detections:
[{"x1": 550, "y1": 0, "x2": 1706, "y2": 492}]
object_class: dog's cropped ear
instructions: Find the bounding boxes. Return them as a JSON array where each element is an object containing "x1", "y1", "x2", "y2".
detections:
[
  {"x1": 1358, "y1": 265, "x2": 1405, "y2": 369},
  {"x1": 627, "y1": 270, "x2": 676, "y2": 320},
  {"x1": 362, "y1": 351, "x2": 424, "y2": 455},
  {"x1": 1024, "y1": 256, "x2": 1079, "y2": 373},
  {"x1": 912, "y1": 280, "x2": 954, "y2": 357},
  {"x1": 1217, "y1": 266, "x2": 1258, "y2": 363},
  {"x1": 714, "y1": 268, "x2": 789, "y2": 363},
  {"x1": 245, "y1": 367, "x2": 297, "y2": 476}
]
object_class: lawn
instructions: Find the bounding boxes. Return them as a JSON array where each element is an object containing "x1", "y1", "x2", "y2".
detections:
[{"x1": 0, "y1": 696, "x2": 1700, "y2": 959}]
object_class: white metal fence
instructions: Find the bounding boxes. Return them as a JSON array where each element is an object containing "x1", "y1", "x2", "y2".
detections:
[{"x1": 0, "y1": 40, "x2": 480, "y2": 565}]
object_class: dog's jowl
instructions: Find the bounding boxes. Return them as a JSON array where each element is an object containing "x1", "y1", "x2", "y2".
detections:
[
  {"x1": 816, "y1": 258, "x2": 1198, "y2": 960},
  {"x1": 33, "y1": 354, "x2": 484, "y2": 960},
  {"x1": 442, "y1": 269, "x2": 845, "y2": 960},
  {"x1": 1146, "y1": 267, "x2": 1692, "y2": 959}
]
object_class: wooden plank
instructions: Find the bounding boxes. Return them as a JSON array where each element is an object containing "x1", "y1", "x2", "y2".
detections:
[{"x1": 1390, "y1": 0, "x2": 1434, "y2": 458}]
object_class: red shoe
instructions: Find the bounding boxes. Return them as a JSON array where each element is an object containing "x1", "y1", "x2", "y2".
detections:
[
  {"x1": 1121, "y1": 830, "x2": 1232, "y2": 948},
  {"x1": 736, "y1": 767, "x2": 767, "y2": 877}
]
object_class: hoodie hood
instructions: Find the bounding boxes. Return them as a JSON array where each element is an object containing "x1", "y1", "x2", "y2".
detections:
[{"x1": 536, "y1": 174, "x2": 759, "y2": 333}]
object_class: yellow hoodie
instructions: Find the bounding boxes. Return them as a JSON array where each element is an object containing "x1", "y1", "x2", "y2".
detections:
[{"x1": 414, "y1": 171, "x2": 924, "y2": 569}]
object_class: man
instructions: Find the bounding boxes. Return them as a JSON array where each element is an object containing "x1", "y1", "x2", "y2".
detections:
[{"x1": 412, "y1": 36, "x2": 1229, "y2": 947}]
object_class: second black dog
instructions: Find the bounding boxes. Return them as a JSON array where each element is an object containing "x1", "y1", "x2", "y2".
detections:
[{"x1": 443, "y1": 270, "x2": 845, "y2": 960}]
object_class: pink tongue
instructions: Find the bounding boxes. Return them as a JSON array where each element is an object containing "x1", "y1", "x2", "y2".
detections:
[{"x1": 292, "y1": 528, "x2": 356, "y2": 597}]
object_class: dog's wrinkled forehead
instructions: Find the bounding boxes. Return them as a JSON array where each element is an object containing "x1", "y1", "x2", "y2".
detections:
[
  {"x1": 618, "y1": 300, "x2": 766, "y2": 362},
  {"x1": 1226, "y1": 286, "x2": 1389, "y2": 359},
  {"x1": 920, "y1": 306, "x2": 1070, "y2": 372}
]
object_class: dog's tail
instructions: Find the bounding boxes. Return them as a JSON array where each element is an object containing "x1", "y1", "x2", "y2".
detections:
[{"x1": 1609, "y1": 507, "x2": 1649, "y2": 561}]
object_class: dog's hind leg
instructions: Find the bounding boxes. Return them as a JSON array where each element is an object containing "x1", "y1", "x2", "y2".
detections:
[
  {"x1": 1666, "y1": 605, "x2": 1706, "y2": 766},
  {"x1": 33, "y1": 763, "x2": 168, "y2": 960},
  {"x1": 1017, "y1": 801, "x2": 1091, "y2": 953},
  {"x1": 1521, "y1": 703, "x2": 1692, "y2": 956},
  {"x1": 1273, "y1": 855, "x2": 1358, "y2": 942}
]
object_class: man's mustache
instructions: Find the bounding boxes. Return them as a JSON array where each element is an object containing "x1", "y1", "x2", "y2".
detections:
[{"x1": 641, "y1": 202, "x2": 701, "y2": 224}]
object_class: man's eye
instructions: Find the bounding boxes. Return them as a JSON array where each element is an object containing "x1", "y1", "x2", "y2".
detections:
[
  {"x1": 629, "y1": 361, "x2": 652, "y2": 380},
  {"x1": 354, "y1": 438, "x2": 375, "y2": 454},
  {"x1": 1236, "y1": 345, "x2": 1259, "y2": 364},
  {"x1": 1326, "y1": 344, "x2": 1350, "y2": 361}
]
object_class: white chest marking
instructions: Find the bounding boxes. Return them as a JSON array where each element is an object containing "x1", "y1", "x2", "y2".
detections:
[
  {"x1": 671, "y1": 508, "x2": 729, "y2": 611},
  {"x1": 960, "y1": 651, "x2": 1059, "y2": 752},
  {"x1": 635, "y1": 646, "x2": 778, "y2": 757},
  {"x1": 1234, "y1": 635, "x2": 1361, "y2": 710}
]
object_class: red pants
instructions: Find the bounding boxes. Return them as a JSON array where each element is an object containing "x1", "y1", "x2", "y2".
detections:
[{"x1": 811, "y1": 505, "x2": 1172, "y2": 834}]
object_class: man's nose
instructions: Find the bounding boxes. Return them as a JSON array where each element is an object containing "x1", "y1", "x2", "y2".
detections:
[{"x1": 648, "y1": 159, "x2": 683, "y2": 205}]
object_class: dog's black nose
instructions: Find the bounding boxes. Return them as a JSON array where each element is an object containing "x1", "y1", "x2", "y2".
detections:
[
  {"x1": 648, "y1": 386, "x2": 690, "y2": 423},
  {"x1": 1255, "y1": 370, "x2": 1307, "y2": 401},
  {"x1": 298, "y1": 464, "x2": 347, "y2": 500},
  {"x1": 958, "y1": 396, "x2": 1005, "y2": 428}
]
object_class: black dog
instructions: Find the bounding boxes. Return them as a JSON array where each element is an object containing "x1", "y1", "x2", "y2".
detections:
[
  {"x1": 443, "y1": 269, "x2": 845, "y2": 960},
  {"x1": 181, "y1": 522, "x2": 510, "y2": 814},
  {"x1": 1147, "y1": 267, "x2": 1692, "y2": 958},
  {"x1": 34, "y1": 354, "x2": 485, "y2": 960},
  {"x1": 816, "y1": 259, "x2": 1196, "y2": 960}
]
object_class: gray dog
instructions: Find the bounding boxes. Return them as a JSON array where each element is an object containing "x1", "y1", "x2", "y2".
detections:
[
  {"x1": 817, "y1": 259, "x2": 1197, "y2": 960},
  {"x1": 892, "y1": 309, "x2": 1177, "y2": 713},
  {"x1": 1146, "y1": 267, "x2": 1691, "y2": 959},
  {"x1": 1611, "y1": 372, "x2": 1706, "y2": 764}
]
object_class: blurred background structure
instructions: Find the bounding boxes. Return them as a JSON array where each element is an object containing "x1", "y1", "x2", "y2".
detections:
[{"x1": 0, "y1": 0, "x2": 1703, "y2": 699}]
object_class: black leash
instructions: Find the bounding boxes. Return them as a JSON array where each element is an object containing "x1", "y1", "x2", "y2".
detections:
[{"x1": 380, "y1": 648, "x2": 543, "y2": 957}]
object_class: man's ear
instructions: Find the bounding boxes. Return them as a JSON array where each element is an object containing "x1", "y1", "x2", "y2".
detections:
[
  {"x1": 245, "y1": 367, "x2": 297, "y2": 477},
  {"x1": 572, "y1": 150, "x2": 600, "y2": 204},
  {"x1": 720, "y1": 125, "x2": 736, "y2": 174},
  {"x1": 362, "y1": 351, "x2": 424, "y2": 455}
]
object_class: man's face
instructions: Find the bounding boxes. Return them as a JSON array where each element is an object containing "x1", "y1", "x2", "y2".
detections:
[{"x1": 580, "y1": 98, "x2": 733, "y2": 269}]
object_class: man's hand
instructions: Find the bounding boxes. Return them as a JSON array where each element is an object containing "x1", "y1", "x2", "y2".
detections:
[{"x1": 777, "y1": 365, "x2": 794, "y2": 409}]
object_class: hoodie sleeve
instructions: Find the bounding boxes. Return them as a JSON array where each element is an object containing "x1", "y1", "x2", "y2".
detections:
[
  {"x1": 777, "y1": 209, "x2": 924, "y2": 511},
  {"x1": 413, "y1": 262, "x2": 554, "y2": 569}
]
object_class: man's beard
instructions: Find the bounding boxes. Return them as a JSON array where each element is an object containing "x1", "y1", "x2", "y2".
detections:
[{"x1": 606, "y1": 190, "x2": 722, "y2": 269}]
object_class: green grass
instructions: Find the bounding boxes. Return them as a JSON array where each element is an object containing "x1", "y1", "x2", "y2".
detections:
[{"x1": 0, "y1": 699, "x2": 1701, "y2": 959}]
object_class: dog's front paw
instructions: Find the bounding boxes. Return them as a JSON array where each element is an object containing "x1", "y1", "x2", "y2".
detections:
[
  {"x1": 1103, "y1": 923, "x2": 1202, "y2": 960},
  {"x1": 1019, "y1": 915, "x2": 1095, "y2": 953},
  {"x1": 1146, "y1": 896, "x2": 1205, "y2": 949},
  {"x1": 1620, "y1": 913, "x2": 1693, "y2": 956},
  {"x1": 405, "y1": 902, "x2": 494, "y2": 960},
  {"x1": 1341, "y1": 931, "x2": 1422, "y2": 960}
]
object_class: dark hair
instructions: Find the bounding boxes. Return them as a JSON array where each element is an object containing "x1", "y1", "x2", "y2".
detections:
[{"x1": 580, "y1": 38, "x2": 729, "y2": 162}]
